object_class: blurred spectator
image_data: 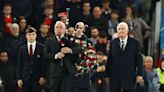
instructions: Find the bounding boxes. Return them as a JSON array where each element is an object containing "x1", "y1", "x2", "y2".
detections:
[
  {"x1": 18, "y1": 17, "x2": 27, "y2": 41},
  {"x1": 0, "y1": 50, "x2": 18, "y2": 92},
  {"x1": 156, "y1": 58, "x2": 164, "y2": 92},
  {"x1": 37, "y1": 23, "x2": 51, "y2": 45},
  {"x1": 3, "y1": 24, "x2": 24, "y2": 92},
  {"x1": 143, "y1": 56, "x2": 160, "y2": 92},
  {"x1": 90, "y1": 51, "x2": 108, "y2": 92},
  {"x1": 88, "y1": 6, "x2": 108, "y2": 36},
  {"x1": 80, "y1": 1, "x2": 91, "y2": 24},
  {"x1": 5, "y1": 0, "x2": 32, "y2": 20},
  {"x1": 90, "y1": 27, "x2": 100, "y2": 46},
  {"x1": 4, "y1": 23, "x2": 23, "y2": 65},
  {"x1": 0, "y1": 51, "x2": 10, "y2": 92},
  {"x1": 60, "y1": 0, "x2": 82, "y2": 26},
  {"x1": 0, "y1": 4, "x2": 17, "y2": 36},
  {"x1": 95, "y1": 32, "x2": 110, "y2": 55},
  {"x1": 66, "y1": 26, "x2": 75, "y2": 40},
  {"x1": 101, "y1": 0, "x2": 112, "y2": 20},
  {"x1": 107, "y1": 10, "x2": 119, "y2": 37},
  {"x1": 122, "y1": 6, "x2": 151, "y2": 54},
  {"x1": 79, "y1": 1, "x2": 92, "y2": 37},
  {"x1": 42, "y1": 5, "x2": 57, "y2": 34}
]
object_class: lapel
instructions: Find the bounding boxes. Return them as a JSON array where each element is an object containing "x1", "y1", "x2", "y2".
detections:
[
  {"x1": 25, "y1": 44, "x2": 31, "y2": 59},
  {"x1": 122, "y1": 37, "x2": 131, "y2": 52},
  {"x1": 115, "y1": 38, "x2": 121, "y2": 51},
  {"x1": 53, "y1": 36, "x2": 60, "y2": 49},
  {"x1": 33, "y1": 43, "x2": 38, "y2": 57}
]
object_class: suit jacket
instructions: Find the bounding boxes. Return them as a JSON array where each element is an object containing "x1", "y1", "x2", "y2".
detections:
[
  {"x1": 17, "y1": 42, "x2": 46, "y2": 82},
  {"x1": 43, "y1": 35, "x2": 81, "y2": 78},
  {"x1": 105, "y1": 37, "x2": 143, "y2": 90}
]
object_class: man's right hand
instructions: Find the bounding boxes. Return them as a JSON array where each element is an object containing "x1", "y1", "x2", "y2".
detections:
[
  {"x1": 17, "y1": 79, "x2": 23, "y2": 88},
  {"x1": 55, "y1": 52, "x2": 65, "y2": 59}
]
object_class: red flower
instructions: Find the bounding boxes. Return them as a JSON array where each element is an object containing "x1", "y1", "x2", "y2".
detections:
[
  {"x1": 88, "y1": 63, "x2": 93, "y2": 67},
  {"x1": 82, "y1": 62, "x2": 87, "y2": 66}
]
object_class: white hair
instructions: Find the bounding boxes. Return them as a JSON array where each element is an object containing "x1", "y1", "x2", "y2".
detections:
[
  {"x1": 116, "y1": 22, "x2": 129, "y2": 32},
  {"x1": 144, "y1": 56, "x2": 153, "y2": 63}
]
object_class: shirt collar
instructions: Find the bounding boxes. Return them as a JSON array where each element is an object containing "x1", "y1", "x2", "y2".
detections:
[
  {"x1": 119, "y1": 36, "x2": 128, "y2": 42},
  {"x1": 27, "y1": 41, "x2": 36, "y2": 47}
]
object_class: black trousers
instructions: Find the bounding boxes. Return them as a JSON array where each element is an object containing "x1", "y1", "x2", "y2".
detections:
[
  {"x1": 110, "y1": 89, "x2": 135, "y2": 92},
  {"x1": 70, "y1": 87, "x2": 89, "y2": 92},
  {"x1": 22, "y1": 81, "x2": 41, "y2": 92},
  {"x1": 50, "y1": 76, "x2": 71, "y2": 92}
]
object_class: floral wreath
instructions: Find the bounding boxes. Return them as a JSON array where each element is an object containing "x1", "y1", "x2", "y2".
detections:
[{"x1": 75, "y1": 39, "x2": 98, "y2": 75}]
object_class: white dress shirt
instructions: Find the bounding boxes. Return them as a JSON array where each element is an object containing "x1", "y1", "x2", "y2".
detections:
[
  {"x1": 119, "y1": 36, "x2": 128, "y2": 50},
  {"x1": 27, "y1": 41, "x2": 36, "y2": 54}
]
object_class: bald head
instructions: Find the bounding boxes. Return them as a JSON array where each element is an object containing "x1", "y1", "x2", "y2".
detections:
[{"x1": 54, "y1": 21, "x2": 66, "y2": 36}]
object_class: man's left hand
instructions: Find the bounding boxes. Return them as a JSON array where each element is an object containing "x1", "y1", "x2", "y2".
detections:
[{"x1": 61, "y1": 47, "x2": 72, "y2": 54}]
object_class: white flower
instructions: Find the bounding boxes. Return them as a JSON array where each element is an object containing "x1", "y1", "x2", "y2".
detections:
[
  {"x1": 75, "y1": 39, "x2": 80, "y2": 43},
  {"x1": 70, "y1": 38, "x2": 74, "y2": 41},
  {"x1": 84, "y1": 51, "x2": 87, "y2": 55},
  {"x1": 61, "y1": 43, "x2": 65, "y2": 46},
  {"x1": 83, "y1": 44, "x2": 87, "y2": 47}
]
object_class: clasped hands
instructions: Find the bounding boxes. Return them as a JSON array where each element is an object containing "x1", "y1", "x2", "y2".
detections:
[{"x1": 55, "y1": 47, "x2": 72, "y2": 59}]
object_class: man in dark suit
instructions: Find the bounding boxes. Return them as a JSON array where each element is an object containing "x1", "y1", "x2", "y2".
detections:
[
  {"x1": 44, "y1": 21, "x2": 81, "y2": 92},
  {"x1": 17, "y1": 27, "x2": 46, "y2": 92},
  {"x1": 105, "y1": 22, "x2": 144, "y2": 92}
]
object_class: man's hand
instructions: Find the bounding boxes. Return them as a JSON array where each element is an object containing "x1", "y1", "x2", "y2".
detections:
[
  {"x1": 17, "y1": 79, "x2": 23, "y2": 88},
  {"x1": 61, "y1": 47, "x2": 72, "y2": 54},
  {"x1": 39, "y1": 77, "x2": 46, "y2": 86},
  {"x1": 136, "y1": 76, "x2": 144, "y2": 86},
  {"x1": 96, "y1": 65, "x2": 105, "y2": 72},
  {"x1": 55, "y1": 52, "x2": 65, "y2": 59}
]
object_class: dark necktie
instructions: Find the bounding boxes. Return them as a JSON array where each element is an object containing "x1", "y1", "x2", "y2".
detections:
[
  {"x1": 29, "y1": 45, "x2": 33, "y2": 58},
  {"x1": 121, "y1": 41, "x2": 124, "y2": 51}
]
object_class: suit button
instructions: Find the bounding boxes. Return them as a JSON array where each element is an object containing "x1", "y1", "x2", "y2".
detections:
[{"x1": 30, "y1": 71, "x2": 33, "y2": 74}]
